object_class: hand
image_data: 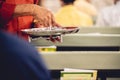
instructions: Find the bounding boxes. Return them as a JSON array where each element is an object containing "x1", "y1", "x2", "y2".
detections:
[
  {"x1": 34, "y1": 20, "x2": 61, "y2": 28},
  {"x1": 14, "y1": 4, "x2": 61, "y2": 27},
  {"x1": 30, "y1": 35, "x2": 62, "y2": 43},
  {"x1": 45, "y1": 35, "x2": 62, "y2": 43},
  {"x1": 33, "y1": 6, "x2": 61, "y2": 27}
]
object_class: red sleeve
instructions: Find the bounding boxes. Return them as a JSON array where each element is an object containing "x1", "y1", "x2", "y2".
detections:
[{"x1": 0, "y1": 2, "x2": 16, "y2": 27}]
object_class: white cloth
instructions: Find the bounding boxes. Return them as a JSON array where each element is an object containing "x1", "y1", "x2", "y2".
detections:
[
  {"x1": 91, "y1": 0, "x2": 113, "y2": 11},
  {"x1": 96, "y1": 1, "x2": 120, "y2": 27},
  {"x1": 42, "y1": 0, "x2": 61, "y2": 13}
]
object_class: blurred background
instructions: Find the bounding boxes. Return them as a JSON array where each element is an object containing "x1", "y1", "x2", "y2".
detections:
[
  {"x1": 39, "y1": 0, "x2": 113, "y2": 13},
  {"x1": 38, "y1": 0, "x2": 115, "y2": 27}
]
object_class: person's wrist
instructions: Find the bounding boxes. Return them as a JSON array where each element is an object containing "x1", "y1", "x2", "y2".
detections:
[{"x1": 14, "y1": 4, "x2": 36, "y2": 17}]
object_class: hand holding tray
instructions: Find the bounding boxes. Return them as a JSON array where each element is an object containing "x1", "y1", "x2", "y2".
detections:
[{"x1": 21, "y1": 27, "x2": 79, "y2": 42}]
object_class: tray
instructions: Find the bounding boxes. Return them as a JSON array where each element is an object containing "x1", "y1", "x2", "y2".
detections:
[{"x1": 21, "y1": 27, "x2": 79, "y2": 36}]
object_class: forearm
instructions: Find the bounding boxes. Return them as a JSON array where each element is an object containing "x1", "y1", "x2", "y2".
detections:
[
  {"x1": 14, "y1": 4, "x2": 36, "y2": 17},
  {"x1": 14, "y1": 3, "x2": 56, "y2": 27},
  {"x1": 14, "y1": 4, "x2": 48, "y2": 19}
]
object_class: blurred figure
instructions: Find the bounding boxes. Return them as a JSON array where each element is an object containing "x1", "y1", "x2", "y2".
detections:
[
  {"x1": 55, "y1": 0, "x2": 93, "y2": 27},
  {"x1": 91, "y1": 0, "x2": 114, "y2": 11},
  {"x1": 96, "y1": 0, "x2": 120, "y2": 27},
  {"x1": 74, "y1": 0, "x2": 98, "y2": 18},
  {"x1": 0, "y1": 30, "x2": 51, "y2": 80}
]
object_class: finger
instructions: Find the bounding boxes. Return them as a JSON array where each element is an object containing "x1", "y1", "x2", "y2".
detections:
[
  {"x1": 37, "y1": 20, "x2": 44, "y2": 27},
  {"x1": 50, "y1": 35, "x2": 56, "y2": 43},
  {"x1": 50, "y1": 14, "x2": 62, "y2": 27},
  {"x1": 55, "y1": 36, "x2": 61, "y2": 42},
  {"x1": 50, "y1": 14, "x2": 56, "y2": 27},
  {"x1": 43, "y1": 14, "x2": 51, "y2": 27},
  {"x1": 41, "y1": 18, "x2": 47, "y2": 27},
  {"x1": 54, "y1": 22, "x2": 62, "y2": 27},
  {"x1": 47, "y1": 14, "x2": 52, "y2": 27}
]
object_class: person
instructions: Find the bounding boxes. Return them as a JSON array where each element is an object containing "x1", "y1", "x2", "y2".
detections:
[
  {"x1": 54, "y1": 0, "x2": 93, "y2": 27},
  {"x1": 74, "y1": 0, "x2": 98, "y2": 18},
  {"x1": 96, "y1": 0, "x2": 120, "y2": 26},
  {"x1": 90, "y1": 0, "x2": 113, "y2": 11},
  {"x1": 0, "y1": 30, "x2": 52, "y2": 80},
  {"x1": 0, "y1": 1, "x2": 52, "y2": 80},
  {"x1": 0, "y1": 0, "x2": 59, "y2": 40}
]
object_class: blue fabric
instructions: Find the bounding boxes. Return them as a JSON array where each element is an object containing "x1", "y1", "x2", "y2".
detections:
[{"x1": 0, "y1": 31, "x2": 51, "y2": 80}]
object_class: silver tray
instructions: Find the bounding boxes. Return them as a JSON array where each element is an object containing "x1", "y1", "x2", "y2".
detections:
[{"x1": 21, "y1": 27, "x2": 79, "y2": 36}]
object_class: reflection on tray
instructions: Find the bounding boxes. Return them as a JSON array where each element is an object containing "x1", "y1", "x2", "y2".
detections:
[{"x1": 21, "y1": 27, "x2": 79, "y2": 36}]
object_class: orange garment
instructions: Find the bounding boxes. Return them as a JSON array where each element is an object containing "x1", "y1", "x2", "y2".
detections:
[
  {"x1": 4, "y1": 0, "x2": 38, "y2": 40},
  {"x1": 0, "y1": 1, "x2": 16, "y2": 28}
]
